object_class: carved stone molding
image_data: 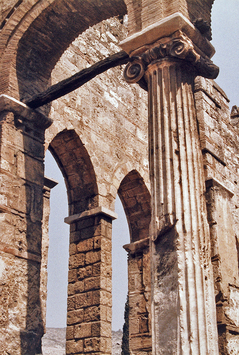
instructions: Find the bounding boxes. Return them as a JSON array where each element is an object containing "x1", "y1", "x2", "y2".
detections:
[
  {"x1": 0, "y1": 94, "x2": 52, "y2": 129},
  {"x1": 64, "y1": 206, "x2": 118, "y2": 224},
  {"x1": 124, "y1": 32, "x2": 219, "y2": 84}
]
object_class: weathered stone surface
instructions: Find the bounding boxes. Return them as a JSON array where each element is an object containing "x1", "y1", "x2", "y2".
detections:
[{"x1": 1, "y1": 1, "x2": 239, "y2": 355}]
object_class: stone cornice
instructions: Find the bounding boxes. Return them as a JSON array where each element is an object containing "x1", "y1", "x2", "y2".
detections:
[
  {"x1": 123, "y1": 237, "x2": 149, "y2": 255},
  {"x1": 123, "y1": 32, "x2": 219, "y2": 84},
  {"x1": 120, "y1": 12, "x2": 215, "y2": 58},
  {"x1": 0, "y1": 94, "x2": 52, "y2": 129},
  {"x1": 64, "y1": 206, "x2": 118, "y2": 224}
]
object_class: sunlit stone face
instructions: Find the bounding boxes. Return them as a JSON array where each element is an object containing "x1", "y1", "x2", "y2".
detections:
[{"x1": 124, "y1": 0, "x2": 214, "y2": 38}]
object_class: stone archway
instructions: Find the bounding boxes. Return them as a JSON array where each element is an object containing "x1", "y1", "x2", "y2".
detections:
[
  {"x1": 0, "y1": 0, "x2": 127, "y2": 102},
  {"x1": 118, "y1": 170, "x2": 152, "y2": 354},
  {"x1": 49, "y1": 129, "x2": 98, "y2": 215},
  {"x1": 47, "y1": 129, "x2": 111, "y2": 355}
]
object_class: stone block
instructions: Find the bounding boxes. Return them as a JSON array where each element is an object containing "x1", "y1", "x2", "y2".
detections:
[
  {"x1": 84, "y1": 337, "x2": 100, "y2": 352},
  {"x1": 73, "y1": 280, "x2": 85, "y2": 294},
  {"x1": 75, "y1": 322, "x2": 92, "y2": 339},
  {"x1": 91, "y1": 290, "x2": 100, "y2": 306},
  {"x1": 77, "y1": 265, "x2": 93, "y2": 280},
  {"x1": 80, "y1": 226, "x2": 96, "y2": 240},
  {"x1": 132, "y1": 272, "x2": 144, "y2": 291},
  {"x1": 77, "y1": 238, "x2": 94, "y2": 253},
  {"x1": 100, "y1": 264, "x2": 112, "y2": 279},
  {"x1": 67, "y1": 309, "x2": 84, "y2": 326},
  {"x1": 69, "y1": 243, "x2": 77, "y2": 255},
  {"x1": 91, "y1": 322, "x2": 101, "y2": 337},
  {"x1": 69, "y1": 253, "x2": 85, "y2": 269},
  {"x1": 66, "y1": 325, "x2": 74, "y2": 340},
  {"x1": 85, "y1": 250, "x2": 101, "y2": 265},
  {"x1": 84, "y1": 276, "x2": 101, "y2": 291},
  {"x1": 101, "y1": 250, "x2": 111, "y2": 266},
  {"x1": 101, "y1": 336, "x2": 112, "y2": 353},
  {"x1": 66, "y1": 339, "x2": 84, "y2": 354},
  {"x1": 70, "y1": 231, "x2": 81, "y2": 243},
  {"x1": 100, "y1": 276, "x2": 112, "y2": 292},
  {"x1": 84, "y1": 306, "x2": 100, "y2": 322},
  {"x1": 101, "y1": 321, "x2": 111, "y2": 337},
  {"x1": 93, "y1": 236, "x2": 101, "y2": 249},
  {"x1": 68, "y1": 283, "x2": 75, "y2": 296},
  {"x1": 94, "y1": 223, "x2": 107, "y2": 237},
  {"x1": 227, "y1": 332, "x2": 239, "y2": 355},
  {"x1": 75, "y1": 292, "x2": 92, "y2": 309},
  {"x1": 139, "y1": 314, "x2": 149, "y2": 333},
  {"x1": 17, "y1": 153, "x2": 44, "y2": 185},
  {"x1": 68, "y1": 269, "x2": 77, "y2": 283},
  {"x1": 130, "y1": 334, "x2": 152, "y2": 351},
  {"x1": 129, "y1": 293, "x2": 146, "y2": 311},
  {"x1": 92, "y1": 262, "x2": 101, "y2": 277},
  {"x1": 100, "y1": 291, "x2": 112, "y2": 306},
  {"x1": 0, "y1": 146, "x2": 15, "y2": 173},
  {"x1": 67, "y1": 296, "x2": 75, "y2": 311},
  {"x1": 225, "y1": 286, "x2": 239, "y2": 328},
  {"x1": 76, "y1": 217, "x2": 95, "y2": 230},
  {"x1": 129, "y1": 318, "x2": 139, "y2": 335}
]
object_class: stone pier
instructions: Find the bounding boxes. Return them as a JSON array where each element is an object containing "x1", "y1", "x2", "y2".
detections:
[{"x1": 122, "y1": 7, "x2": 220, "y2": 354}]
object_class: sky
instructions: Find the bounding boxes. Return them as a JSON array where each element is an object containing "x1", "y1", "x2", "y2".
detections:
[
  {"x1": 44, "y1": 0, "x2": 239, "y2": 331},
  {"x1": 45, "y1": 155, "x2": 129, "y2": 330}
]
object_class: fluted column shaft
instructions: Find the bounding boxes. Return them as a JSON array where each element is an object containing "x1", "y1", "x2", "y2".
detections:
[
  {"x1": 146, "y1": 58, "x2": 218, "y2": 354},
  {"x1": 123, "y1": 32, "x2": 219, "y2": 354}
]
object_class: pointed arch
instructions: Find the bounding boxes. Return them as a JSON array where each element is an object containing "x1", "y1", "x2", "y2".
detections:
[
  {"x1": 0, "y1": 0, "x2": 127, "y2": 100},
  {"x1": 118, "y1": 170, "x2": 152, "y2": 354},
  {"x1": 118, "y1": 169, "x2": 151, "y2": 243},
  {"x1": 48, "y1": 129, "x2": 98, "y2": 215}
]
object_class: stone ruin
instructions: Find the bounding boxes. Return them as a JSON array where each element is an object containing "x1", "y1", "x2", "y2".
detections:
[{"x1": 0, "y1": 0, "x2": 239, "y2": 354}]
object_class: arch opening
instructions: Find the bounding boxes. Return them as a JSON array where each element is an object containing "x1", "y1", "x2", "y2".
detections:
[
  {"x1": 42, "y1": 149, "x2": 69, "y2": 353},
  {"x1": 49, "y1": 129, "x2": 98, "y2": 215},
  {"x1": 15, "y1": 0, "x2": 127, "y2": 102},
  {"x1": 118, "y1": 170, "x2": 152, "y2": 355},
  {"x1": 41, "y1": 162, "x2": 152, "y2": 354},
  {"x1": 42, "y1": 129, "x2": 99, "y2": 353}
]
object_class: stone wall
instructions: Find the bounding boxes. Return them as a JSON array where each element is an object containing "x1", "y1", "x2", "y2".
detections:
[
  {"x1": 195, "y1": 77, "x2": 239, "y2": 354},
  {"x1": 45, "y1": 17, "x2": 152, "y2": 355},
  {"x1": 0, "y1": 103, "x2": 52, "y2": 354}
]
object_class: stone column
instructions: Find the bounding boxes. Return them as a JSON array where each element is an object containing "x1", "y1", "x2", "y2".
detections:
[
  {"x1": 41, "y1": 177, "x2": 58, "y2": 335},
  {"x1": 64, "y1": 206, "x2": 117, "y2": 355},
  {"x1": 122, "y1": 25, "x2": 219, "y2": 354},
  {"x1": 0, "y1": 95, "x2": 52, "y2": 355},
  {"x1": 206, "y1": 178, "x2": 239, "y2": 354},
  {"x1": 124, "y1": 238, "x2": 152, "y2": 354}
]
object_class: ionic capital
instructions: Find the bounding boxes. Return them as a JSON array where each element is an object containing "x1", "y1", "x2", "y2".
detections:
[{"x1": 123, "y1": 32, "x2": 219, "y2": 84}]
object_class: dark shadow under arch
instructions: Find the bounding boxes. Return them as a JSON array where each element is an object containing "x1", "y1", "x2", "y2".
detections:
[
  {"x1": 49, "y1": 129, "x2": 98, "y2": 215},
  {"x1": 118, "y1": 169, "x2": 151, "y2": 243},
  {"x1": 118, "y1": 170, "x2": 152, "y2": 354},
  {"x1": 16, "y1": 0, "x2": 127, "y2": 102}
]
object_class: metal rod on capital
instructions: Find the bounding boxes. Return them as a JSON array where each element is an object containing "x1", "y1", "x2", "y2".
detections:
[{"x1": 25, "y1": 50, "x2": 129, "y2": 109}]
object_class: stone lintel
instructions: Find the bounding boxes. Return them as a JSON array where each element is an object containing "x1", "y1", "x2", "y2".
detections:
[
  {"x1": 123, "y1": 237, "x2": 149, "y2": 255},
  {"x1": 64, "y1": 206, "x2": 118, "y2": 224},
  {"x1": 0, "y1": 94, "x2": 52, "y2": 129},
  {"x1": 206, "y1": 177, "x2": 234, "y2": 197},
  {"x1": 43, "y1": 176, "x2": 58, "y2": 198},
  {"x1": 120, "y1": 12, "x2": 215, "y2": 58}
]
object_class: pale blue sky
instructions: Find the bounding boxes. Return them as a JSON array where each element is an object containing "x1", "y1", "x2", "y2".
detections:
[{"x1": 45, "y1": 0, "x2": 239, "y2": 330}]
